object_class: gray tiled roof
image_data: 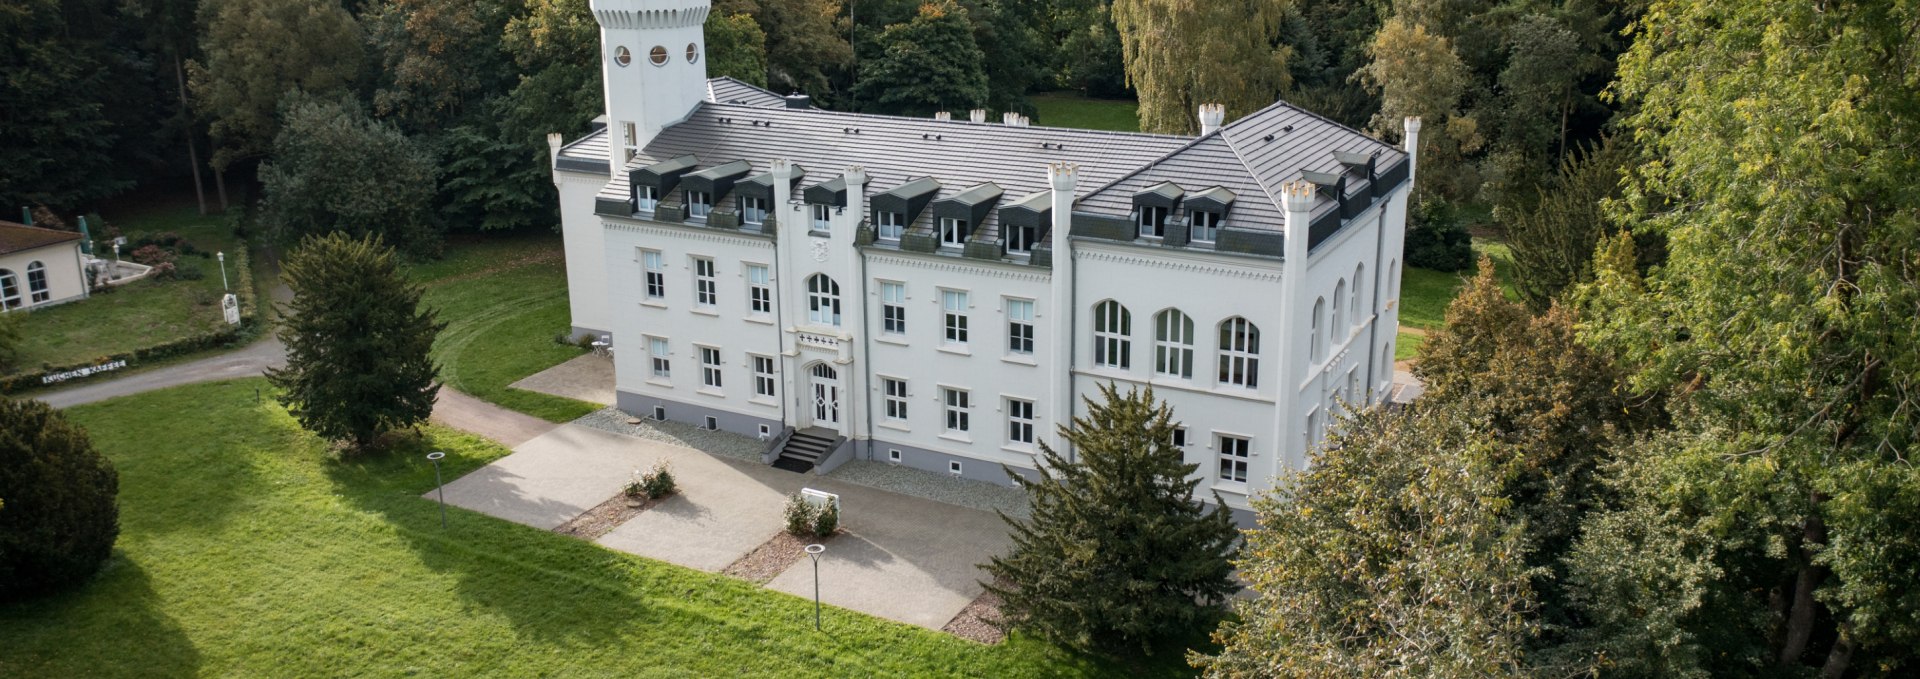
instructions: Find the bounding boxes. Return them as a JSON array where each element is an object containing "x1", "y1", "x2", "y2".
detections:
[
  {"x1": 555, "y1": 78, "x2": 789, "y2": 172},
  {"x1": 706, "y1": 77, "x2": 787, "y2": 108}
]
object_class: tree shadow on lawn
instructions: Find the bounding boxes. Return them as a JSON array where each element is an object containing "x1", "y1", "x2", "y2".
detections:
[{"x1": 0, "y1": 556, "x2": 203, "y2": 678}]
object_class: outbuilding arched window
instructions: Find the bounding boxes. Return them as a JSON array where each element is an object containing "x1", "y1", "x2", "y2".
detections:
[
  {"x1": 26, "y1": 261, "x2": 48, "y2": 304},
  {"x1": 1310, "y1": 297, "x2": 1326, "y2": 363},
  {"x1": 1154, "y1": 309, "x2": 1194, "y2": 378},
  {"x1": 0, "y1": 269, "x2": 19, "y2": 310},
  {"x1": 1093, "y1": 300, "x2": 1131, "y2": 369},
  {"x1": 1219, "y1": 317, "x2": 1260, "y2": 388},
  {"x1": 1331, "y1": 279, "x2": 1348, "y2": 341},
  {"x1": 1352, "y1": 263, "x2": 1366, "y2": 324},
  {"x1": 806, "y1": 274, "x2": 841, "y2": 327}
]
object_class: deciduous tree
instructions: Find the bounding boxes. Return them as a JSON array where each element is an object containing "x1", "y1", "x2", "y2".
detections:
[
  {"x1": 853, "y1": 0, "x2": 988, "y2": 116},
  {"x1": 189, "y1": 0, "x2": 364, "y2": 170},
  {"x1": 259, "y1": 97, "x2": 440, "y2": 255},
  {"x1": 1112, "y1": 0, "x2": 1291, "y2": 134},
  {"x1": 0, "y1": 398, "x2": 119, "y2": 601}
]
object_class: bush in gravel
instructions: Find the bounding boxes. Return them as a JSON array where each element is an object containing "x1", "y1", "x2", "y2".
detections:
[
  {"x1": 784, "y1": 493, "x2": 839, "y2": 538},
  {"x1": 639, "y1": 460, "x2": 675, "y2": 499},
  {"x1": 0, "y1": 398, "x2": 120, "y2": 601}
]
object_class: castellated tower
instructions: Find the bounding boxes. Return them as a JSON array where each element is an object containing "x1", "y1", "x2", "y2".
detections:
[{"x1": 592, "y1": 0, "x2": 711, "y2": 172}]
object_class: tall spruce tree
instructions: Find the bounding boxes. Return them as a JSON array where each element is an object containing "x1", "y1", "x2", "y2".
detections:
[
  {"x1": 983, "y1": 384, "x2": 1238, "y2": 653},
  {"x1": 267, "y1": 233, "x2": 444, "y2": 452}
]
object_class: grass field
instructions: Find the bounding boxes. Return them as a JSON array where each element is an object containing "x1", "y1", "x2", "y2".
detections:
[
  {"x1": 0, "y1": 379, "x2": 1197, "y2": 677},
  {"x1": 10, "y1": 201, "x2": 248, "y2": 370},
  {"x1": 1389, "y1": 241, "x2": 1515, "y2": 362},
  {"x1": 414, "y1": 232, "x2": 600, "y2": 423},
  {"x1": 1032, "y1": 93, "x2": 1141, "y2": 132}
]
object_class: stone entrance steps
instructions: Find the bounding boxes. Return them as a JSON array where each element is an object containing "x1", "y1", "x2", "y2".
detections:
[{"x1": 771, "y1": 429, "x2": 838, "y2": 473}]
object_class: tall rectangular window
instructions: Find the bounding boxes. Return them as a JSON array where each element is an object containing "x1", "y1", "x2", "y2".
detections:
[
  {"x1": 880, "y1": 282, "x2": 907, "y2": 335},
  {"x1": 877, "y1": 211, "x2": 905, "y2": 240},
  {"x1": 687, "y1": 190, "x2": 712, "y2": 218},
  {"x1": 1218, "y1": 434, "x2": 1250, "y2": 483},
  {"x1": 648, "y1": 337, "x2": 671, "y2": 378},
  {"x1": 1191, "y1": 211, "x2": 1221, "y2": 242},
  {"x1": 752, "y1": 355, "x2": 776, "y2": 397},
  {"x1": 939, "y1": 218, "x2": 969, "y2": 247},
  {"x1": 746, "y1": 264, "x2": 772, "y2": 315},
  {"x1": 641, "y1": 249, "x2": 665, "y2": 299},
  {"x1": 699, "y1": 347, "x2": 722, "y2": 388},
  {"x1": 883, "y1": 378, "x2": 908, "y2": 421},
  {"x1": 942, "y1": 290, "x2": 969, "y2": 345},
  {"x1": 810, "y1": 204, "x2": 832, "y2": 232},
  {"x1": 692, "y1": 257, "x2": 716, "y2": 307},
  {"x1": 635, "y1": 185, "x2": 659, "y2": 212},
  {"x1": 740, "y1": 196, "x2": 767, "y2": 224},
  {"x1": 1005, "y1": 298, "x2": 1034, "y2": 355},
  {"x1": 622, "y1": 122, "x2": 637, "y2": 162},
  {"x1": 943, "y1": 388, "x2": 970, "y2": 433},
  {"x1": 1006, "y1": 223, "x2": 1037, "y2": 253},
  {"x1": 1007, "y1": 398, "x2": 1035, "y2": 446},
  {"x1": 1138, "y1": 205, "x2": 1167, "y2": 237}
]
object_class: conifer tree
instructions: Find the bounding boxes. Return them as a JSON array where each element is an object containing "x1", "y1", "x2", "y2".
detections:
[
  {"x1": 983, "y1": 384, "x2": 1238, "y2": 653},
  {"x1": 267, "y1": 233, "x2": 444, "y2": 452}
]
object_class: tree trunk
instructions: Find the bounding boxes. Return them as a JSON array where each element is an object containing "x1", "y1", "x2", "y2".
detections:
[
  {"x1": 214, "y1": 166, "x2": 229, "y2": 213},
  {"x1": 1818, "y1": 633, "x2": 1853, "y2": 679},
  {"x1": 174, "y1": 56, "x2": 207, "y2": 216},
  {"x1": 1780, "y1": 511, "x2": 1829, "y2": 666}
]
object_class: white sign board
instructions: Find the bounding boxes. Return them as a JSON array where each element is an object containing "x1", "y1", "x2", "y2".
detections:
[
  {"x1": 801, "y1": 488, "x2": 840, "y2": 513},
  {"x1": 42, "y1": 359, "x2": 129, "y2": 385},
  {"x1": 221, "y1": 293, "x2": 240, "y2": 325}
]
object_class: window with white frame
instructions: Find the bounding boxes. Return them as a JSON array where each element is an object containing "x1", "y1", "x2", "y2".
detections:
[
  {"x1": 1310, "y1": 298, "x2": 1326, "y2": 362},
  {"x1": 877, "y1": 211, "x2": 905, "y2": 240},
  {"x1": 687, "y1": 190, "x2": 712, "y2": 218},
  {"x1": 1006, "y1": 398, "x2": 1035, "y2": 446},
  {"x1": 1331, "y1": 279, "x2": 1348, "y2": 334},
  {"x1": 1005, "y1": 298, "x2": 1034, "y2": 355},
  {"x1": 1191, "y1": 210, "x2": 1221, "y2": 242},
  {"x1": 943, "y1": 388, "x2": 970, "y2": 433},
  {"x1": 1154, "y1": 309, "x2": 1194, "y2": 378},
  {"x1": 699, "y1": 346, "x2": 722, "y2": 388},
  {"x1": 641, "y1": 249, "x2": 665, "y2": 299},
  {"x1": 810, "y1": 204, "x2": 832, "y2": 232},
  {"x1": 1219, "y1": 317, "x2": 1261, "y2": 388},
  {"x1": 1170, "y1": 426, "x2": 1188, "y2": 448},
  {"x1": 1093, "y1": 300, "x2": 1131, "y2": 369},
  {"x1": 880, "y1": 282, "x2": 907, "y2": 335},
  {"x1": 0, "y1": 269, "x2": 17, "y2": 309},
  {"x1": 752, "y1": 355, "x2": 776, "y2": 397},
  {"x1": 1138, "y1": 205, "x2": 1168, "y2": 237},
  {"x1": 635, "y1": 184, "x2": 659, "y2": 212},
  {"x1": 648, "y1": 337, "x2": 671, "y2": 378},
  {"x1": 942, "y1": 290, "x2": 969, "y2": 345},
  {"x1": 746, "y1": 264, "x2": 771, "y2": 315},
  {"x1": 693, "y1": 257, "x2": 717, "y2": 307},
  {"x1": 806, "y1": 274, "x2": 842, "y2": 327},
  {"x1": 1218, "y1": 434, "x2": 1250, "y2": 483},
  {"x1": 939, "y1": 217, "x2": 968, "y2": 247},
  {"x1": 883, "y1": 378, "x2": 908, "y2": 421},
  {"x1": 741, "y1": 196, "x2": 767, "y2": 224},
  {"x1": 26, "y1": 262, "x2": 48, "y2": 303},
  {"x1": 1006, "y1": 223, "x2": 1037, "y2": 253},
  {"x1": 622, "y1": 122, "x2": 638, "y2": 162}
]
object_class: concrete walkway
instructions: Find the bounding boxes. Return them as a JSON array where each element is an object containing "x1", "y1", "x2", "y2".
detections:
[
  {"x1": 35, "y1": 337, "x2": 288, "y2": 409},
  {"x1": 441, "y1": 421, "x2": 1012, "y2": 631},
  {"x1": 508, "y1": 353, "x2": 616, "y2": 406}
]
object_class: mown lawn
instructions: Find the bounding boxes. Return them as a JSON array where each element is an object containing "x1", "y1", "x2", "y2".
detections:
[
  {"x1": 415, "y1": 232, "x2": 600, "y2": 423},
  {"x1": 1390, "y1": 240, "x2": 1515, "y2": 362},
  {"x1": 11, "y1": 201, "x2": 247, "y2": 370},
  {"x1": 0, "y1": 379, "x2": 1197, "y2": 677},
  {"x1": 1031, "y1": 93, "x2": 1141, "y2": 132}
]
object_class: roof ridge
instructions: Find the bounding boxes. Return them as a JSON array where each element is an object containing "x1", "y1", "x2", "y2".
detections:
[
  {"x1": 700, "y1": 100, "x2": 1194, "y2": 142},
  {"x1": 1075, "y1": 130, "x2": 1231, "y2": 203},
  {"x1": 1215, "y1": 120, "x2": 1290, "y2": 226}
]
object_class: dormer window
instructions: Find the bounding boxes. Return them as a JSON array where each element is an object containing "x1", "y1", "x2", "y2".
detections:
[
  {"x1": 877, "y1": 211, "x2": 905, "y2": 240},
  {"x1": 636, "y1": 185, "x2": 659, "y2": 212},
  {"x1": 1138, "y1": 206, "x2": 1169, "y2": 238},
  {"x1": 810, "y1": 204, "x2": 832, "y2": 233},
  {"x1": 741, "y1": 196, "x2": 767, "y2": 224},
  {"x1": 1007, "y1": 223, "x2": 1037, "y2": 253},
  {"x1": 1191, "y1": 211, "x2": 1221, "y2": 242},
  {"x1": 687, "y1": 191, "x2": 712, "y2": 218},
  {"x1": 940, "y1": 218, "x2": 969, "y2": 247}
]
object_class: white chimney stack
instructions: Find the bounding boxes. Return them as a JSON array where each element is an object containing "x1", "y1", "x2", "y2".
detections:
[
  {"x1": 969, "y1": 109, "x2": 987, "y2": 123},
  {"x1": 1002, "y1": 112, "x2": 1019, "y2": 125},
  {"x1": 935, "y1": 111, "x2": 951, "y2": 121},
  {"x1": 1198, "y1": 103, "x2": 1226, "y2": 135}
]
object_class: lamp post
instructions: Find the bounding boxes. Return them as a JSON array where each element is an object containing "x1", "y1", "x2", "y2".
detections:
[
  {"x1": 427, "y1": 451, "x2": 448, "y2": 528},
  {"x1": 805, "y1": 543, "x2": 826, "y2": 630},
  {"x1": 217, "y1": 251, "x2": 229, "y2": 292}
]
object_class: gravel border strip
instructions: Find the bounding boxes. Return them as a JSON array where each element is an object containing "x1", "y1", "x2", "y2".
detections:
[
  {"x1": 941, "y1": 580, "x2": 1009, "y2": 644},
  {"x1": 552, "y1": 492, "x2": 654, "y2": 540},
  {"x1": 721, "y1": 531, "x2": 814, "y2": 583}
]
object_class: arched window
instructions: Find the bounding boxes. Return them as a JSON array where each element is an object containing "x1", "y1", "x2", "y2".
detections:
[
  {"x1": 1352, "y1": 263, "x2": 1366, "y2": 324},
  {"x1": 1219, "y1": 317, "x2": 1260, "y2": 388},
  {"x1": 806, "y1": 274, "x2": 841, "y2": 327},
  {"x1": 1153, "y1": 309, "x2": 1194, "y2": 378},
  {"x1": 1388, "y1": 259, "x2": 1401, "y2": 300},
  {"x1": 26, "y1": 261, "x2": 49, "y2": 304},
  {"x1": 1093, "y1": 300, "x2": 1131, "y2": 369},
  {"x1": 1330, "y1": 279, "x2": 1348, "y2": 340},
  {"x1": 1310, "y1": 297, "x2": 1326, "y2": 363},
  {"x1": 0, "y1": 269, "x2": 17, "y2": 310}
]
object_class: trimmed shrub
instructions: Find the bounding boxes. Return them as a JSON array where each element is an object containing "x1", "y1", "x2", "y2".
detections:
[
  {"x1": 1404, "y1": 199, "x2": 1474, "y2": 273},
  {"x1": 639, "y1": 460, "x2": 675, "y2": 499},
  {"x1": 0, "y1": 398, "x2": 120, "y2": 600},
  {"x1": 783, "y1": 492, "x2": 839, "y2": 538},
  {"x1": 129, "y1": 244, "x2": 175, "y2": 267},
  {"x1": 811, "y1": 497, "x2": 838, "y2": 537}
]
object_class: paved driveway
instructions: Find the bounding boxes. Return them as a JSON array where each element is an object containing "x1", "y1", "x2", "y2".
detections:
[{"x1": 439, "y1": 422, "x2": 1014, "y2": 631}]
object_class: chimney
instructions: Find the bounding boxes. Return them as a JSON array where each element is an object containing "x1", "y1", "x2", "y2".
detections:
[
  {"x1": 784, "y1": 92, "x2": 812, "y2": 109},
  {"x1": 935, "y1": 111, "x2": 951, "y2": 121},
  {"x1": 1198, "y1": 103, "x2": 1226, "y2": 135},
  {"x1": 969, "y1": 109, "x2": 987, "y2": 123}
]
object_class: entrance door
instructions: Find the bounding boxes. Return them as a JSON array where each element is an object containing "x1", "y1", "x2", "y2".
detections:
[{"x1": 810, "y1": 363, "x2": 840, "y2": 426}]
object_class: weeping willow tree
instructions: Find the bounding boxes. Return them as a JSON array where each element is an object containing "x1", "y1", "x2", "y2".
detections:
[{"x1": 1111, "y1": 0, "x2": 1292, "y2": 134}]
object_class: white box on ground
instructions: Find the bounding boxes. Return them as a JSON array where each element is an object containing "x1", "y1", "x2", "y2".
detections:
[{"x1": 801, "y1": 488, "x2": 838, "y2": 513}]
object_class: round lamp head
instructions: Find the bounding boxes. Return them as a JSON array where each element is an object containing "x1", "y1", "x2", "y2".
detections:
[
  {"x1": 805, "y1": 544, "x2": 825, "y2": 555},
  {"x1": 427, "y1": 451, "x2": 446, "y2": 461}
]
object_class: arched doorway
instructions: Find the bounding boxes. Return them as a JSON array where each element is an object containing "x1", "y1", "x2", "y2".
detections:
[{"x1": 808, "y1": 362, "x2": 840, "y2": 427}]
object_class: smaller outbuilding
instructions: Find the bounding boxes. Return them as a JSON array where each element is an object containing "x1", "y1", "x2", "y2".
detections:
[{"x1": 0, "y1": 220, "x2": 88, "y2": 311}]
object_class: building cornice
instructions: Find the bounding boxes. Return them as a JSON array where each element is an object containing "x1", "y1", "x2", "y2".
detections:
[
  {"x1": 864, "y1": 252, "x2": 1051, "y2": 283},
  {"x1": 556, "y1": 171, "x2": 611, "y2": 186},
  {"x1": 1072, "y1": 246, "x2": 1283, "y2": 283},
  {"x1": 602, "y1": 219, "x2": 775, "y2": 247}
]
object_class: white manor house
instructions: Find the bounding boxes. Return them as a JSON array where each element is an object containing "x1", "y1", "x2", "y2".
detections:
[{"x1": 549, "y1": 0, "x2": 1418, "y2": 522}]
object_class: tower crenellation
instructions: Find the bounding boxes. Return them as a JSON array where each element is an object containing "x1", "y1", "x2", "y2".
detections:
[{"x1": 593, "y1": 0, "x2": 711, "y2": 174}]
